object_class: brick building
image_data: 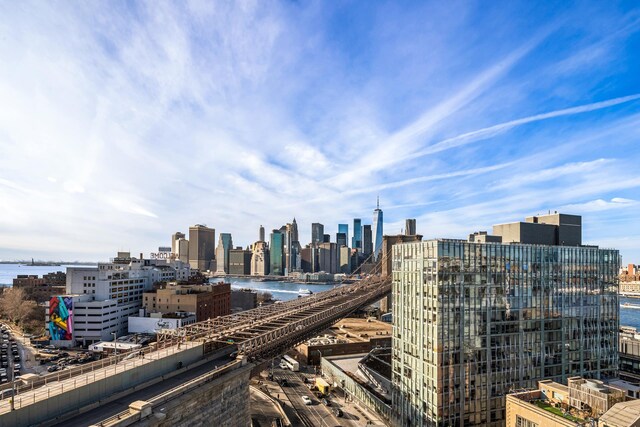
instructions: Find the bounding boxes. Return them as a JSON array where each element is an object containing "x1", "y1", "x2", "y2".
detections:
[{"x1": 143, "y1": 282, "x2": 230, "y2": 321}]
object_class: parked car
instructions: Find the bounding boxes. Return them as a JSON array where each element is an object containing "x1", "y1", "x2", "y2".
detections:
[
  {"x1": 301, "y1": 396, "x2": 312, "y2": 405},
  {"x1": 47, "y1": 365, "x2": 59, "y2": 373}
]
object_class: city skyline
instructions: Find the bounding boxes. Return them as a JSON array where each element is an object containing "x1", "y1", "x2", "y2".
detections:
[{"x1": 1, "y1": 2, "x2": 640, "y2": 262}]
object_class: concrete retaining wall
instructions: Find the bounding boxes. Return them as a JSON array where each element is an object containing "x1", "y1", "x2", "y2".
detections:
[
  {"x1": 2, "y1": 345, "x2": 203, "y2": 426},
  {"x1": 128, "y1": 363, "x2": 253, "y2": 427}
]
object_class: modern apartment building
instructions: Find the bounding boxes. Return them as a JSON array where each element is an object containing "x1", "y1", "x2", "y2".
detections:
[{"x1": 392, "y1": 214, "x2": 619, "y2": 426}]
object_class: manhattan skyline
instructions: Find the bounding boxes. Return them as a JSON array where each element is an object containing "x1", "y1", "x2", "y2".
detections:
[{"x1": 1, "y1": 2, "x2": 640, "y2": 262}]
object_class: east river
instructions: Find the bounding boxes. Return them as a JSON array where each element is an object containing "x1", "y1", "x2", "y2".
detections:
[{"x1": 2, "y1": 264, "x2": 639, "y2": 326}]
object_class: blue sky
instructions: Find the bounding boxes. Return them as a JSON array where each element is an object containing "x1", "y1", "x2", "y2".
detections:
[{"x1": 0, "y1": 1, "x2": 639, "y2": 262}]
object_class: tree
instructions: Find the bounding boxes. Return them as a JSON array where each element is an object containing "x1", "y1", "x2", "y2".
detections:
[
  {"x1": 257, "y1": 292, "x2": 273, "y2": 303},
  {"x1": 0, "y1": 288, "x2": 44, "y2": 333},
  {"x1": 0, "y1": 287, "x2": 27, "y2": 323}
]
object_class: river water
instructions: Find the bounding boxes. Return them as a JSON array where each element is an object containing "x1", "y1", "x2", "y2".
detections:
[
  {"x1": 2, "y1": 264, "x2": 638, "y2": 326},
  {"x1": 223, "y1": 277, "x2": 339, "y2": 302},
  {"x1": 0, "y1": 264, "x2": 339, "y2": 302}
]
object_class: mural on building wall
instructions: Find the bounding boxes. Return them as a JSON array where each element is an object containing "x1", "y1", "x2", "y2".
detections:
[{"x1": 49, "y1": 296, "x2": 73, "y2": 341}]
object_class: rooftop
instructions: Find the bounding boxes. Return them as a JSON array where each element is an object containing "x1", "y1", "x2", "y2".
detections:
[
  {"x1": 599, "y1": 399, "x2": 640, "y2": 426},
  {"x1": 319, "y1": 317, "x2": 391, "y2": 343}
]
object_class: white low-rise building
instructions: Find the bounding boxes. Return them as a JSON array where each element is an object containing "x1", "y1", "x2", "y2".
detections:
[{"x1": 46, "y1": 252, "x2": 192, "y2": 347}]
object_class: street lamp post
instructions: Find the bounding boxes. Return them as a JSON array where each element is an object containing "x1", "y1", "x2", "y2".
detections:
[{"x1": 111, "y1": 332, "x2": 117, "y2": 357}]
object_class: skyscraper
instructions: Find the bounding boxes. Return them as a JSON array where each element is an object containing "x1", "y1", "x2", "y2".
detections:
[
  {"x1": 215, "y1": 233, "x2": 233, "y2": 274},
  {"x1": 259, "y1": 225, "x2": 265, "y2": 242},
  {"x1": 269, "y1": 230, "x2": 285, "y2": 276},
  {"x1": 372, "y1": 198, "x2": 383, "y2": 261},
  {"x1": 362, "y1": 225, "x2": 373, "y2": 256},
  {"x1": 311, "y1": 223, "x2": 324, "y2": 245},
  {"x1": 188, "y1": 225, "x2": 216, "y2": 271},
  {"x1": 250, "y1": 241, "x2": 269, "y2": 276},
  {"x1": 338, "y1": 223, "x2": 348, "y2": 244},
  {"x1": 336, "y1": 232, "x2": 347, "y2": 247},
  {"x1": 392, "y1": 215, "x2": 619, "y2": 426},
  {"x1": 290, "y1": 217, "x2": 299, "y2": 242},
  {"x1": 284, "y1": 218, "x2": 300, "y2": 274},
  {"x1": 352, "y1": 218, "x2": 362, "y2": 250},
  {"x1": 171, "y1": 232, "x2": 185, "y2": 254},
  {"x1": 405, "y1": 218, "x2": 416, "y2": 236},
  {"x1": 176, "y1": 238, "x2": 189, "y2": 264}
]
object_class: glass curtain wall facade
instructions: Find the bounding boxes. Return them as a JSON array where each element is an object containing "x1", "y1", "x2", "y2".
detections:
[
  {"x1": 373, "y1": 208, "x2": 383, "y2": 261},
  {"x1": 338, "y1": 224, "x2": 349, "y2": 244},
  {"x1": 392, "y1": 240, "x2": 619, "y2": 427},
  {"x1": 269, "y1": 231, "x2": 285, "y2": 276},
  {"x1": 353, "y1": 218, "x2": 362, "y2": 250}
]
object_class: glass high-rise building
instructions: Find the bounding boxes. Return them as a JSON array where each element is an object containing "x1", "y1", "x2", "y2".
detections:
[
  {"x1": 336, "y1": 232, "x2": 347, "y2": 247},
  {"x1": 352, "y1": 218, "x2": 362, "y2": 250},
  {"x1": 392, "y1": 239, "x2": 619, "y2": 426},
  {"x1": 312, "y1": 223, "x2": 324, "y2": 245},
  {"x1": 362, "y1": 225, "x2": 373, "y2": 256},
  {"x1": 338, "y1": 223, "x2": 349, "y2": 245},
  {"x1": 373, "y1": 199, "x2": 383, "y2": 261},
  {"x1": 269, "y1": 230, "x2": 285, "y2": 276},
  {"x1": 405, "y1": 218, "x2": 416, "y2": 236}
]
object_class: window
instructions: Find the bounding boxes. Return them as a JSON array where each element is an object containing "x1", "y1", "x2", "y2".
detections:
[{"x1": 515, "y1": 415, "x2": 538, "y2": 427}]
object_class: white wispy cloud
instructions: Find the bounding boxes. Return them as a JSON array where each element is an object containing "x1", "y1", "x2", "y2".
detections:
[{"x1": 0, "y1": 2, "x2": 639, "y2": 262}]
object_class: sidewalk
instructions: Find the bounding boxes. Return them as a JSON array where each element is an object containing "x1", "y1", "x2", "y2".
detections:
[{"x1": 330, "y1": 387, "x2": 387, "y2": 426}]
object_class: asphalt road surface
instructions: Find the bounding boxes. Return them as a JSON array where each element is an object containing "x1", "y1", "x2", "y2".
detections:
[{"x1": 275, "y1": 367, "x2": 345, "y2": 427}]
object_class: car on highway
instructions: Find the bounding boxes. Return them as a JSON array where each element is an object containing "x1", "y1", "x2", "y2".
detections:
[
  {"x1": 333, "y1": 408, "x2": 343, "y2": 417},
  {"x1": 321, "y1": 398, "x2": 331, "y2": 406},
  {"x1": 301, "y1": 396, "x2": 312, "y2": 405}
]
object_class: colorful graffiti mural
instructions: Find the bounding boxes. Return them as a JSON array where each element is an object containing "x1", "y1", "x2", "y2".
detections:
[{"x1": 48, "y1": 296, "x2": 73, "y2": 341}]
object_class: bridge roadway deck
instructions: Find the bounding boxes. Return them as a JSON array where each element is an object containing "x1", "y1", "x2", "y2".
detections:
[
  {"x1": 0, "y1": 341, "x2": 201, "y2": 416},
  {"x1": 52, "y1": 353, "x2": 235, "y2": 427}
]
